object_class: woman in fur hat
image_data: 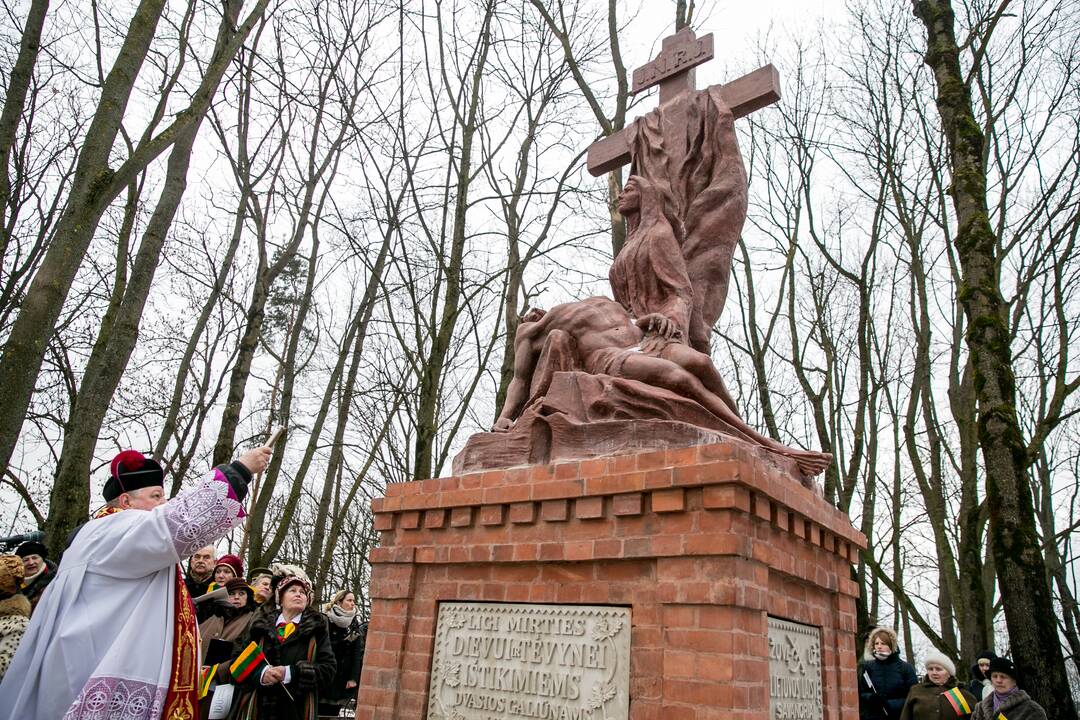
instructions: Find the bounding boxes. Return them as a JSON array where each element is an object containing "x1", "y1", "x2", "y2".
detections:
[
  {"x1": 229, "y1": 573, "x2": 336, "y2": 720},
  {"x1": 970, "y1": 657, "x2": 1047, "y2": 720},
  {"x1": 0, "y1": 556, "x2": 30, "y2": 682},
  {"x1": 858, "y1": 627, "x2": 918, "y2": 720},
  {"x1": 900, "y1": 651, "x2": 978, "y2": 720}
]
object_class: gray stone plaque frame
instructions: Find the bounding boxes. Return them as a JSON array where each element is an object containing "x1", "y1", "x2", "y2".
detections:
[
  {"x1": 768, "y1": 616, "x2": 824, "y2": 720},
  {"x1": 428, "y1": 602, "x2": 631, "y2": 720}
]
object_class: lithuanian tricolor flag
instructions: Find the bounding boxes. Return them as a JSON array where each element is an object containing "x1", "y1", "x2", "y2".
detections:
[
  {"x1": 199, "y1": 664, "x2": 218, "y2": 698},
  {"x1": 943, "y1": 687, "x2": 972, "y2": 716},
  {"x1": 230, "y1": 641, "x2": 268, "y2": 683}
]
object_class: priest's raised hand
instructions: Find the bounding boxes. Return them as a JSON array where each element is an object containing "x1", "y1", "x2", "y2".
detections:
[{"x1": 0, "y1": 446, "x2": 275, "y2": 720}]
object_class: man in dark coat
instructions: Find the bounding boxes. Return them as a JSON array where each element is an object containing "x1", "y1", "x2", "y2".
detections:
[
  {"x1": 184, "y1": 545, "x2": 216, "y2": 598},
  {"x1": 14, "y1": 541, "x2": 55, "y2": 614}
]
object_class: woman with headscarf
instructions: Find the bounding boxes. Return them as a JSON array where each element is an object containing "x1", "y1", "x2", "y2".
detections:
[
  {"x1": 900, "y1": 651, "x2": 977, "y2": 720},
  {"x1": 229, "y1": 572, "x2": 335, "y2": 720},
  {"x1": 858, "y1": 627, "x2": 918, "y2": 720},
  {"x1": 317, "y1": 590, "x2": 367, "y2": 717},
  {"x1": 970, "y1": 657, "x2": 1047, "y2": 720},
  {"x1": 609, "y1": 175, "x2": 693, "y2": 354}
]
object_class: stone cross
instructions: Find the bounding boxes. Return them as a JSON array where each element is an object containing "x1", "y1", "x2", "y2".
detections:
[{"x1": 586, "y1": 28, "x2": 781, "y2": 176}]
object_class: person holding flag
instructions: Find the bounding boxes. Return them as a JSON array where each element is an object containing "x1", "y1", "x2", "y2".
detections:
[
  {"x1": 0, "y1": 445, "x2": 272, "y2": 720},
  {"x1": 227, "y1": 569, "x2": 336, "y2": 719},
  {"x1": 900, "y1": 652, "x2": 978, "y2": 720}
]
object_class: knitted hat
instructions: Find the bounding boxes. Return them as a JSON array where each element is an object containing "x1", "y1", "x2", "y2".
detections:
[
  {"x1": 988, "y1": 657, "x2": 1019, "y2": 683},
  {"x1": 214, "y1": 554, "x2": 244, "y2": 579},
  {"x1": 14, "y1": 540, "x2": 47, "y2": 559},
  {"x1": 0, "y1": 555, "x2": 24, "y2": 599},
  {"x1": 923, "y1": 651, "x2": 956, "y2": 677},
  {"x1": 103, "y1": 450, "x2": 165, "y2": 501}
]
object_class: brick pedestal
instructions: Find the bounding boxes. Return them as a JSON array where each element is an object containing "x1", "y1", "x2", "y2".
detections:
[{"x1": 357, "y1": 441, "x2": 866, "y2": 719}]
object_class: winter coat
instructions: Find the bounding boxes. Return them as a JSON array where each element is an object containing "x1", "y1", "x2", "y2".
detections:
[
  {"x1": 900, "y1": 675, "x2": 978, "y2": 720},
  {"x1": 199, "y1": 604, "x2": 255, "y2": 666},
  {"x1": 318, "y1": 615, "x2": 367, "y2": 710},
  {"x1": 970, "y1": 690, "x2": 1047, "y2": 720},
  {"x1": 859, "y1": 651, "x2": 919, "y2": 720},
  {"x1": 0, "y1": 595, "x2": 30, "y2": 682},
  {"x1": 229, "y1": 603, "x2": 336, "y2": 720},
  {"x1": 20, "y1": 560, "x2": 55, "y2": 613}
]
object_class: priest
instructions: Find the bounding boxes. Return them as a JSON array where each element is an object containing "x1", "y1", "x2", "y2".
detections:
[{"x1": 0, "y1": 445, "x2": 272, "y2": 720}]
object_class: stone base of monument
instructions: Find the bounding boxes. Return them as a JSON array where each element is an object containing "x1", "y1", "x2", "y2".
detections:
[{"x1": 356, "y1": 440, "x2": 866, "y2": 720}]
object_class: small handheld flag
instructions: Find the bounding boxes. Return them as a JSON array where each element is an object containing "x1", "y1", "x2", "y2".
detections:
[
  {"x1": 199, "y1": 665, "x2": 218, "y2": 699},
  {"x1": 230, "y1": 642, "x2": 268, "y2": 683},
  {"x1": 943, "y1": 688, "x2": 971, "y2": 716}
]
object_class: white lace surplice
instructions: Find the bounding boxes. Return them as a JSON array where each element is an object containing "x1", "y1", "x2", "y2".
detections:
[{"x1": 0, "y1": 468, "x2": 246, "y2": 720}]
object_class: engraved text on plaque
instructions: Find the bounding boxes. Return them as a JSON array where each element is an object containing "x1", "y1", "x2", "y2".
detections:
[
  {"x1": 768, "y1": 617, "x2": 823, "y2": 720},
  {"x1": 428, "y1": 602, "x2": 631, "y2": 720}
]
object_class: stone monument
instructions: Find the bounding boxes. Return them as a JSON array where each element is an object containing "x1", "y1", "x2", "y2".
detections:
[
  {"x1": 357, "y1": 27, "x2": 865, "y2": 720},
  {"x1": 454, "y1": 28, "x2": 829, "y2": 483}
]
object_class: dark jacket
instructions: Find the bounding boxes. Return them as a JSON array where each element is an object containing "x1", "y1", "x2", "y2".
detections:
[
  {"x1": 970, "y1": 690, "x2": 1047, "y2": 720},
  {"x1": 185, "y1": 571, "x2": 213, "y2": 600},
  {"x1": 319, "y1": 615, "x2": 367, "y2": 709},
  {"x1": 230, "y1": 603, "x2": 336, "y2": 720},
  {"x1": 966, "y1": 653, "x2": 996, "y2": 701},
  {"x1": 859, "y1": 651, "x2": 919, "y2": 720},
  {"x1": 20, "y1": 559, "x2": 56, "y2": 613},
  {"x1": 900, "y1": 676, "x2": 978, "y2": 720}
]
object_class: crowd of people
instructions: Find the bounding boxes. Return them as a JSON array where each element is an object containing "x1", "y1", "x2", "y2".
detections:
[
  {"x1": 0, "y1": 447, "x2": 367, "y2": 720},
  {"x1": 859, "y1": 627, "x2": 1048, "y2": 720}
]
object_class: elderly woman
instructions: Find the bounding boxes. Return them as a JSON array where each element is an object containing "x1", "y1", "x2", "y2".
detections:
[
  {"x1": 317, "y1": 590, "x2": 368, "y2": 717},
  {"x1": 858, "y1": 627, "x2": 918, "y2": 720},
  {"x1": 900, "y1": 652, "x2": 978, "y2": 720},
  {"x1": 970, "y1": 657, "x2": 1047, "y2": 720},
  {"x1": 230, "y1": 572, "x2": 336, "y2": 720},
  {"x1": 209, "y1": 553, "x2": 244, "y2": 590}
]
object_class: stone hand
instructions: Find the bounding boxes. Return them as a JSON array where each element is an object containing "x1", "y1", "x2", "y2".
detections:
[
  {"x1": 492, "y1": 417, "x2": 514, "y2": 432},
  {"x1": 237, "y1": 446, "x2": 273, "y2": 474},
  {"x1": 635, "y1": 313, "x2": 679, "y2": 340}
]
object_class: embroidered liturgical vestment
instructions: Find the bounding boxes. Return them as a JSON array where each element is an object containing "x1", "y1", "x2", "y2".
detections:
[{"x1": 0, "y1": 467, "x2": 247, "y2": 720}]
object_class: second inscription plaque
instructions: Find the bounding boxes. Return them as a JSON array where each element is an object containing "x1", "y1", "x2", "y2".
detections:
[{"x1": 428, "y1": 602, "x2": 631, "y2": 720}]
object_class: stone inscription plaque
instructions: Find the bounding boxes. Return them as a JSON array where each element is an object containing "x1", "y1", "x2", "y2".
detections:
[
  {"x1": 768, "y1": 617, "x2": 823, "y2": 720},
  {"x1": 428, "y1": 602, "x2": 631, "y2": 720}
]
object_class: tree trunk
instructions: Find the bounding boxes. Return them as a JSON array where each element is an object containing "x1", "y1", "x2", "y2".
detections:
[
  {"x1": 0, "y1": 0, "x2": 51, "y2": 232},
  {"x1": 412, "y1": 1, "x2": 495, "y2": 481},
  {"x1": 913, "y1": 3, "x2": 1076, "y2": 717},
  {"x1": 0, "y1": 0, "x2": 169, "y2": 481},
  {"x1": 44, "y1": 0, "x2": 263, "y2": 549}
]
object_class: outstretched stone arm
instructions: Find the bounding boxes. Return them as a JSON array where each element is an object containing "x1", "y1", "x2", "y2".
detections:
[{"x1": 493, "y1": 324, "x2": 541, "y2": 431}]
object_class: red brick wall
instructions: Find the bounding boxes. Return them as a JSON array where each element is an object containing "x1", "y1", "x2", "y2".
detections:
[{"x1": 357, "y1": 441, "x2": 865, "y2": 720}]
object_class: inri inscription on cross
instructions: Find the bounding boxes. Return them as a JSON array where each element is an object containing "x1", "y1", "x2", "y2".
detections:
[{"x1": 587, "y1": 28, "x2": 781, "y2": 176}]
